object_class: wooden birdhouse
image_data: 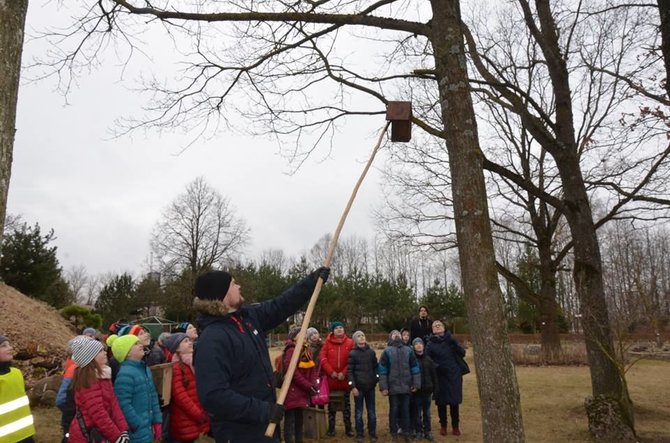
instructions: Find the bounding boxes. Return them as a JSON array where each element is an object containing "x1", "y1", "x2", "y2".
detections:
[{"x1": 386, "y1": 101, "x2": 412, "y2": 142}]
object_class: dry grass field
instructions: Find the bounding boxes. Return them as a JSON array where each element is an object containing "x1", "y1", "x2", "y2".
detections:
[{"x1": 32, "y1": 352, "x2": 670, "y2": 442}]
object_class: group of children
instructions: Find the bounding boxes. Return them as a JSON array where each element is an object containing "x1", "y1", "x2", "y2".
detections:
[
  {"x1": 1, "y1": 317, "x2": 464, "y2": 443},
  {"x1": 280, "y1": 322, "x2": 465, "y2": 443},
  {"x1": 55, "y1": 323, "x2": 208, "y2": 443}
]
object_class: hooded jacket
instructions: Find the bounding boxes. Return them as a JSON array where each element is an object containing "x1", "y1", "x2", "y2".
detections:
[
  {"x1": 320, "y1": 332, "x2": 354, "y2": 392},
  {"x1": 347, "y1": 344, "x2": 378, "y2": 392},
  {"x1": 194, "y1": 273, "x2": 318, "y2": 443},
  {"x1": 378, "y1": 339, "x2": 421, "y2": 395}
]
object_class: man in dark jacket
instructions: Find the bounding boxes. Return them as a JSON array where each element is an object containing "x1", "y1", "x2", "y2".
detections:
[
  {"x1": 409, "y1": 306, "x2": 433, "y2": 343},
  {"x1": 193, "y1": 267, "x2": 330, "y2": 443},
  {"x1": 347, "y1": 331, "x2": 378, "y2": 443}
]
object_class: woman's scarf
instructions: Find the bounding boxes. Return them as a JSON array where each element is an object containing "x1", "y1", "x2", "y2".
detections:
[
  {"x1": 297, "y1": 344, "x2": 315, "y2": 369},
  {"x1": 173, "y1": 352, "x2": 194, "y2": 371},
  {"x1": 99, "y1": 364, "x2": 112, "y2": 379}
]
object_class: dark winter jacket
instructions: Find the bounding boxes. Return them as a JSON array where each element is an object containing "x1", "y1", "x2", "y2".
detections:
[
  {"x1": 282, "y1": 342, "x2": 318, "y2": 410},
  {"x1": 108, "y1": 356, "x2": 120, "y2": 382},
  {"x1": 68, "y1": 375, "x2": 128, "y2": 443},
  {"x1": 320, "y1": 332, "x2": 355, "y2": 392},
  {"x1": 169, "y1": 361, "x2": 209, "y2": 441},
  {"x1": 378, "y1": 339, "x2": 421, "y2": 395},
  {"x1": 425, "y1": 332, "x2": 465, "y2": 405},
  {"x1": 409, "y1": 317, "x2": 433, "y2": 343},
  {"x1": 194, "y1": 273, "x2": 319, "y2": 443},
  {"x1": 146, "y1": 343, "x2": 171, "y2": 367},
  {"x1": 347, "y1": 344, "x2": 378, "y2": 392},
  {"x1": 413, "y1": 352, "x2": 437, "y2": 395}
]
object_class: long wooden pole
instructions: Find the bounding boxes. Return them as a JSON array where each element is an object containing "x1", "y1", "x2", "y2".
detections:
[{"x1": 265, "y1": 122, "x2": 390, "y2": 437}]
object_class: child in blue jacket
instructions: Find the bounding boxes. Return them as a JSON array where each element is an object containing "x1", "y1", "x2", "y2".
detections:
[
  {"x1": 378, "y1": 330, "x2": 421, "y2": 442},
  {"x1": 112, "y1": 334, "x2": 162, "y2": 443}
]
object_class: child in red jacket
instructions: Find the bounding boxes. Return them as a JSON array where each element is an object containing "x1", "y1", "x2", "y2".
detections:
[
  {"x1": 320, "y1": 320, "x2": 355, "y2": 437},
  {"x1": 67, "y1": 338, "x2": 129, "y2": 443},
  {"x1": 165, "y1": 333, "x2": 209, "y2": 443}
]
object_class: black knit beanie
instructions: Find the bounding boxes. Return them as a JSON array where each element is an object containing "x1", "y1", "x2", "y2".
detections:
[{"x1": 195, "y1": 271, "x2": 233, "y2": 301}]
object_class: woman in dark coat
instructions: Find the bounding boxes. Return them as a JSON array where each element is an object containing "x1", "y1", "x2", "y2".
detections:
[{"x1": 425, "y1": 320, "x2": 465, "y2": 437}]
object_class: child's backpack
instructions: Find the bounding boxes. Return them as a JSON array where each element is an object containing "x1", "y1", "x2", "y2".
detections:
[{"x1": 273, "y1": 351, "x2": 285, "y2": 387}]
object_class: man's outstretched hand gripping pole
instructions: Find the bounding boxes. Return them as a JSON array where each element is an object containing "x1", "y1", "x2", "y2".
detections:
[{"x1": 265, "y1": 122, "x2": 390, "y2": 438}]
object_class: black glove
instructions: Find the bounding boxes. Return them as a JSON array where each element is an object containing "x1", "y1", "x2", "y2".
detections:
[
  {"x1": 268, "y1": 402, "x2": 285, "y2": 424},
  {"x1": 311, "y1": 266, "x2": 330, "y2": 283},
  {"x1": 114, "y1": 432, "x2": 129, "y2": 443}
]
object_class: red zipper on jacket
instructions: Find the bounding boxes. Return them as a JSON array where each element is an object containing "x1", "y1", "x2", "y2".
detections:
[{"x1": 229, "y1": 314, "x2": 244, "y2": 333}]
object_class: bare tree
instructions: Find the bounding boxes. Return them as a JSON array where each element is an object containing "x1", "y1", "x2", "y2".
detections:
[
  {"x1": 0, "y1": 0, "x2": 28, "y2": 248},
  {"x1": 459, "y1": 0, "x2": 670, "y2": 438},
  {"x1": 336, "y1": 235, "x2": 371, "y2": 276},
  {"x1": 65, "y1": 264, "x2": 89, "y2": 304},
  {"x1": 602, "y1": 221, "x2": 670, "y2": 348},
  {"x1": 84, "y1": 273, "x2": 104, "y2": 306},
  {"x1": 258, "y1": 248, "x2": 291, "y2": 274},
  {"x1": 151, "y1": 176, "x2": 249, "y2": 294}
]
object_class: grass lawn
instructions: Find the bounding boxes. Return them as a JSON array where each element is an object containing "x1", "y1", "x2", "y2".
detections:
[{"x1": 32, "y1": 356, "x2": 670, "y2": 442}]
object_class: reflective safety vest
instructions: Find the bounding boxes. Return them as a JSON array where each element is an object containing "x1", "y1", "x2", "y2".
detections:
[{"x1": 0, "y1": 368, "x2": 35, "y2": 443}]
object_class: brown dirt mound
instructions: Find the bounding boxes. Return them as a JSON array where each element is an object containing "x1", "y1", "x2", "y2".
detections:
[{"x1": 0, "y1": 283, "x2": 74, "y2": 381}]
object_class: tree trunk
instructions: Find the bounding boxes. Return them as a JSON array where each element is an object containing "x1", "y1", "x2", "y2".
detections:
[
  {"x1": 429, "y1": 1, "x2": 525, "y2": 441},
  {"x1": 556, "y1": 152, "x2": 636, "y2": 441},
  {"x1": 527, "y1": 1, "x2": 635, "y2": 438},
  {"x1": 0, "y1": 0, "x2": 28, "y2": 247},
  {"x1": 532, "y1": 212, "x2": 563, "y2": 361},
  {"x1": 537, "y1": 240, "x2": 562, "y2": 361},
  {"x1": 538, "y1": 291, "x2": 562, "y2": 362}
]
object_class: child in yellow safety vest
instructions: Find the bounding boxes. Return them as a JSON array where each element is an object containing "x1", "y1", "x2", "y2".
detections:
[{"x1": 0, "y1": 335, "x2": 35, "y2": 443}]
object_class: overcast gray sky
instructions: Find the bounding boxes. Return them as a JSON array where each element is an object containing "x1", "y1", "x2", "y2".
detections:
[{"x1": 9, "y1": 1, "x2": 387, "y2": 275}]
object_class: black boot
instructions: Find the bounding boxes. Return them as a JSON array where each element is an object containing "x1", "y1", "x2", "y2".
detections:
[{"x1": 327, "y1": 410, "x2": 336, "y2": 436}]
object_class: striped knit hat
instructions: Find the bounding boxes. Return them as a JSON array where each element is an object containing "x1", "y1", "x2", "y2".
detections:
[
  {"x1": 71, "y1": 339, "x2": 104, "y2": 367},
  {"x1": 68, "y1": 335, "x2": 93, "y2": 352}
]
